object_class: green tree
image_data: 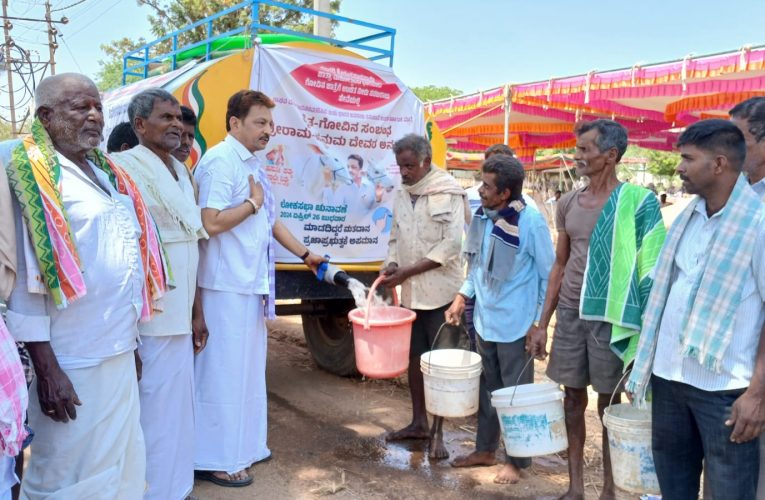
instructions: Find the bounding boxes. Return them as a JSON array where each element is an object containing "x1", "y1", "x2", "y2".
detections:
[
  {"x1": 646, "y1": 149, "x2": 680, "y2": 178},
  {"x1": 95, "y1": 37, "x2": 147, "y2": 91},
  {"x1": 411, "y1": 85, "x2": 463, "y2": 102},
  {"x1": 0, "y1": 121, "x2": 13, "y2": 141},
  {"x1": 96, "y1": 0, "x2": 341, "y2": 91},
  {"x1": 144, "y1": 0, "x2": 341, "y2": 44}
]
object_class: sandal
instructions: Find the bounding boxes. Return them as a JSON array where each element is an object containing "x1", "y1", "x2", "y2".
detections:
[{"x1": 195, "y1": 470, "x2": 253, "y2": 487}]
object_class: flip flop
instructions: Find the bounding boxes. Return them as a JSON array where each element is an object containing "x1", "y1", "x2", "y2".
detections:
[
  {"x1": 253, "y1": 453, "x2": 273, "y2": 465},
  {"x1": 195, "y1": 470, "x2": 253, "y2": 488}
]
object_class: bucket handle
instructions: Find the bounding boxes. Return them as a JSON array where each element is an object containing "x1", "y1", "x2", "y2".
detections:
[
  {"x1": 608, "y1": 368, "x2": 632, "y2": 409},
  {"x1": 364, "y1": 275, "x2": 399, "y2": 330},
  {"x1": 425, "y1": 322, "x2": 471, "y2": 366},
  {"x1": 508, "y1": 355, "x2": 536, "y2": 406}
]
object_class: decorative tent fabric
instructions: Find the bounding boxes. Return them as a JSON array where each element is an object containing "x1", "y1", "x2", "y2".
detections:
[{"x1": 427, "y1": 45, "x2": 765, "y2": 166}]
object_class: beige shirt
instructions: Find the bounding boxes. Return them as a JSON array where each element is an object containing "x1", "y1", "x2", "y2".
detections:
[{"x1": 385, "y1": 187, "x2": 465, "y2": 310}]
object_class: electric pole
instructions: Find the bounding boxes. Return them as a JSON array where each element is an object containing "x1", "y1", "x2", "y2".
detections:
[
  {"x1": 45, "y1": 1, "x2": 57, "y2": 75},
  {"x1": 1, "y1": 0, "x2": 17, "y2": 137}
]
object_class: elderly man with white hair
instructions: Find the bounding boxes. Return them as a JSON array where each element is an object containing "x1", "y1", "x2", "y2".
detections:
[{"x1": 2, "y1": 73, "x2": 169, "y2": 499}]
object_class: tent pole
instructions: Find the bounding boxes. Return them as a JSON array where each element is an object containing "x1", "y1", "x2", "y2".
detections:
[{"x1": 503, "y1": 84, "x2": 511, "y2": 146}]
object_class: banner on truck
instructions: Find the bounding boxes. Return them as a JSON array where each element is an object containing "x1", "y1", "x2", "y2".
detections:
[{"x1": 252, "y1": 45, "x2": 424, "y2": 263}]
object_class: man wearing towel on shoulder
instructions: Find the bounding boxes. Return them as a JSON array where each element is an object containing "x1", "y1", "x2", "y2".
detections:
[
  {"x1": 380, "y1": 133, "x2": 471, "y2": 459},
  {"x1": 446, "y1": 153, "x2": 554, "y2": 484},
  {"x1": 112, "y1": 88, "x2": 208, "y2": 500},
  {"x1": 627, "y1": 119, "x2": 765, "y2": 499},
  {"x1": 527, "y1": 119, "x2": 665, "y2": 500},
  {"x1": 3, "y1": 73, "x2": 170, "y2": 499}
]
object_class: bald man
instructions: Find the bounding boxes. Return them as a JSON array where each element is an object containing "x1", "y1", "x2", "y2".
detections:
[{"x1": 2, "y1": 73, "x2": 167, "y2": 498}]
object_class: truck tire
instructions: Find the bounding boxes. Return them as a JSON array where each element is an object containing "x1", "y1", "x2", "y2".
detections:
[{"x1": 301, "y1": 299, "x2": 358, "y2": 376}]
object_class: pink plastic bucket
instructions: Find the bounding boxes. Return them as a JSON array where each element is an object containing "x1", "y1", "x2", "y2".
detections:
[{"x1": 348, "y1": 276, "x2": 416, "y2": 379}]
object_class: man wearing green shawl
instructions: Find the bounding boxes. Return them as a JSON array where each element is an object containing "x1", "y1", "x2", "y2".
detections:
[{"x1": 527, "y1": 119, "x2": 665, "y2": 500}]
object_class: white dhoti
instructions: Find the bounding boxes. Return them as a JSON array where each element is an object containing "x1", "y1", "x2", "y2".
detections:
[
  {"x1": 194, "y1": 289, "x2": 270, "y2": 473},
  {"x1": 138, "y1": 335, "x2": 194, "y2": 500},
  {"x1": 21, "y1": 351, "x2": 145, "y2": 500}
]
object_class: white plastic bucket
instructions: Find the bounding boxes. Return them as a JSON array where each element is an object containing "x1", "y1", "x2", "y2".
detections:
[
  {"x1": 420, "y1": 349, "x2": 482, "y2": 418},
  {"x1": 491, "y1": 382, "x2": 567, "y2": 457},
  {"x1": 603, "y1": 403, "x2": 660, "y2": 495}
]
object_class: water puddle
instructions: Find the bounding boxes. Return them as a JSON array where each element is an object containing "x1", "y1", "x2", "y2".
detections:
[{"x1": 333, "y1": 436, "x2": 476, "y2": 490}]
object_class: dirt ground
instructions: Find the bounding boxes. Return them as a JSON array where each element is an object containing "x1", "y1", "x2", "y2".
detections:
[{"x1": 191, "y1": 316, "x2": 637, "y2": 500}]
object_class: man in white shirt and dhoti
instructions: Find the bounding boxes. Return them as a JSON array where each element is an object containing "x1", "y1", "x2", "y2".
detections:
[
  {"x1": 3, "y1": 73, "x2": 170, "y2": 499},
  {"x1": 113, "y1": 88, "x2": 208, "y2": 500},
  {"x1": 193, "y1": 89, "x2": 325, "y2": 487}
]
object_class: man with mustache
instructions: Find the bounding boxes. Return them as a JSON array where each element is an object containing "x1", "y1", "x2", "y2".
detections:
[
  {"x1": 193, "y1": 89, "x2": 325, "y2": 487},
  {"x1": 380, "y1": 133, "x2": 471, "y2": 459},
  {"x1": 172, "y1": 105, "x2": 197, "y2": 166},
  {"x1": 527, "y1": 120, "x2": 665, "y2": 500},
  {"x1": 112, "y1": 88, "x2": 208, "y2": 500},
  {"x1": 2, "y1": 73, "x2": 169, "y2": 498},
  {"x1": 627, "y1": 119, "x2": 765, "y2": 499},
  {"x1": 446, "y1": 154, "x2": 554, "y2": 484}
]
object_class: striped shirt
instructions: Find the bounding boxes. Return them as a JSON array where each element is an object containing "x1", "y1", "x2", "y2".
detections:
[{"x1": 652, "y1": 199, "x2": 765, "y2": 390}]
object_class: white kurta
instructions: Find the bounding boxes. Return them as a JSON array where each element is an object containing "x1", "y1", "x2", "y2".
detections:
[
  {"x1": 6, "y1": 152, "x2": 146, "y2": 499},
  {"x1": 114, "y1": 146, "x2": 203, "y2": 500},
  {"x1": 193, "y1": 135, "x2": 272, "y2": 473}
]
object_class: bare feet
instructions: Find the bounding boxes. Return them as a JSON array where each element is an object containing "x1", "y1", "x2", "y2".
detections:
[
  {"x1": 428, "y1": 437, "x2": 449, "y2": 459},
  {"x1": 428, "y1": 416, "x2": 448, "y2": 459},
  {"x1": 557, "y1": 490, "x2": 585, "y2": 500},
  {"x1": 450, "y1": 450, "x2": 497, "y2": 468},
  {"x1": 598, "y1": 489, "x2": 616, "y2": 500},
  {"x1": 493, "y1": 463, "x2": 522, "y2": 484},
  {"x1": 386, "y1": 423, "x2": 430, "y2": 441}
]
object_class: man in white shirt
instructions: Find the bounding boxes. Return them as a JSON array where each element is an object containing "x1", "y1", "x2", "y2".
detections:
[
  {"x1": 627, "y1": 119, "x2": 765, "y2": 499},
  {"x1": 113, "y1": 88, "x2": 208, "y2": 500},
  {"x1": 730, "y1": 97, "x2": 765, "y2": 500},
  {"x1": 193, "y1": 90, "x2": 325, "y2": 487},
  {"x1": 3, "y1": 73, "x2": 159, "y2": 498}
]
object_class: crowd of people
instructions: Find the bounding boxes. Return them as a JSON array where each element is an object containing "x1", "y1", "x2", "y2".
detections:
[{"x1": 2, "y1": 71, "x2": 765, "y2": 500}]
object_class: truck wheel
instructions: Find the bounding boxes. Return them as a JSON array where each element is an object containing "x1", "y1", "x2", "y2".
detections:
[{"x1": 301, "y1": 299, "x2": 357, "y2": 376}]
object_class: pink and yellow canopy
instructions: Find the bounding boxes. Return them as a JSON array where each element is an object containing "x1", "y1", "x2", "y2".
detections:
[{"x1": 428, "y1": 45, "x2": 765, "y2": 167}]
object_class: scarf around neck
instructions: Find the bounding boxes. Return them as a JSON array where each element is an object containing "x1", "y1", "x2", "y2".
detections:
[
  {"x1": 112, "y1": 145, "x2": 207, "y2": 244},
  {"x1": 5, "y1": 119, "x2": 170, "y2": 320},
  {"x1": 627, "y1": 174, "x2": 762, "y2": 402},
  {"x1": 403, "y1": 167, "x2": 471, "y2": 224},
  {"x1": 464, "y1": 199, "x2": 525, "y2": 291}
]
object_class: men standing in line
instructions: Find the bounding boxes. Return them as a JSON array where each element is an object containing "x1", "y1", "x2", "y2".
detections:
[
  {"x1": 112, "y1": 88, "x2": 208, "y2": 500},
  {"x1": 193, "y1": 90, "x2": 325, "y2": 487},
  {"x1": 3, "y1": 73, "x2": 169, "y2": 498},
  {"x1": 380, "y1": 133, "x2": 470, "y2": 459},
  {"x1": 446, "y1": 154, "x2": 554, "y2": 484},
  {"x1": 627, "y1": 119, "x2": 765, "y2": 499},
  {"x1": 172, "y1": 105, "x2": 198, "y2": 166},
  {"x1": 527, "y1": 119, "x2": 665, "y2": 500}
]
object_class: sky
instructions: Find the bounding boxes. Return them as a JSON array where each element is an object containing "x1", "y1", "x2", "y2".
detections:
[{"x1": 6, "y1": 0, "x2": 765, "y2": 97}]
